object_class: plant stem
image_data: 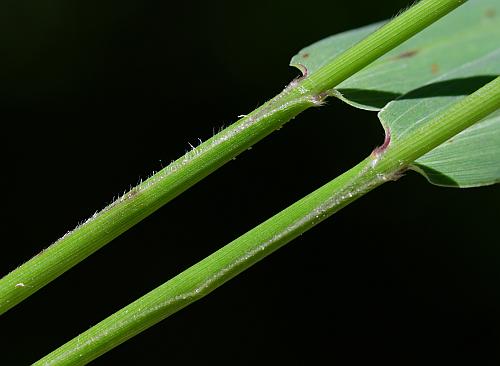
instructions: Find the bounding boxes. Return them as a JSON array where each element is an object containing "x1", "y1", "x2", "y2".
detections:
[
  {"x1": 34, "y1": 77, "x2": 500, "y2": 366},
  {"x1": 0, "y1": 0, "x2": 466, "y2": 316}
]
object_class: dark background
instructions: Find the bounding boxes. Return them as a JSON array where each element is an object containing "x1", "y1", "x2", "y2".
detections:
[{"x1": 1, "y1": 0, "x2": 500, "y2": 364}]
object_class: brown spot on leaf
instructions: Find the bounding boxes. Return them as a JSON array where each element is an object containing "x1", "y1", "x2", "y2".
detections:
[
  {"x1": 302, "y1": 53, "x2": 309, "y2": 59},
  {"x1": 431, "y1": 63, "x2": 439, "y2": 75},
  {"x1": 393, "y1": 49, "x2": 419, "y2": 59},
  {"x1": 485, "y1": 8, "x2": 496, "y2": 18}
]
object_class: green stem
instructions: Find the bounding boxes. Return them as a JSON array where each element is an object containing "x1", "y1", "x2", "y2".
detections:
[
  {"x1": 35, "y1": 77, "x2": 500, "y2": 366},
  {"x1": 0, "y1": 0, "x2": 466, "y2": 315},
  {"x1": 304, "y1": 0, "x2": 468, "y2": 93}
]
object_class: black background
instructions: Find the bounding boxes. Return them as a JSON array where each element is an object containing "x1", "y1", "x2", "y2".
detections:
[{"x1": 1, "y1": 0, "x2": 500, "y2": 364}]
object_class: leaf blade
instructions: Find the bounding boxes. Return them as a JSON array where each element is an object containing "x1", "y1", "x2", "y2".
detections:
[
  {"x1": 379, "y1": 49, "x2": 500, "y2": 188},
  {"x1": 413, "y1": 110, "x2": 500, "y2": 187}
]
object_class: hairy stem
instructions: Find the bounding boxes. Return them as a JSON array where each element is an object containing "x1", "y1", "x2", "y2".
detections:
[
  {"x1": 0, "y1": 0, "x2": 466, "y2": 315},
  {"x1": 34, "y1": 76, "x2": 499, "y2": 366}
]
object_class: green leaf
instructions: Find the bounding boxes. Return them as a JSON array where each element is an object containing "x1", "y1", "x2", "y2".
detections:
[
  {"x1": 413, "y1": 110, "x2": 500, "y2": 187},
  {"x1": 291, "y1": 0, "x2": 500, "y2": 188},
  {"x1": 378, "y1": 33, "x2": 500, "y2": 188},
  {"x1": 290, "y1": 0, "x2": 500, "y2": 111}
]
